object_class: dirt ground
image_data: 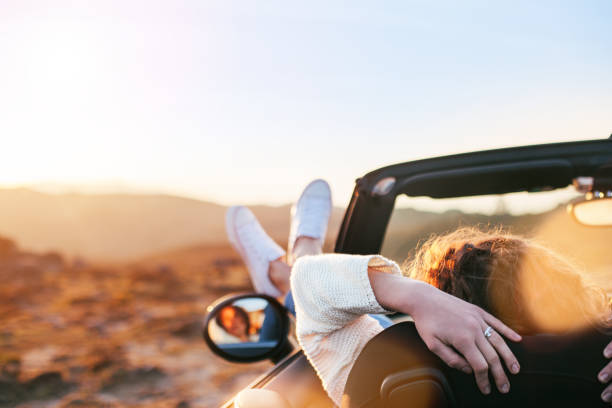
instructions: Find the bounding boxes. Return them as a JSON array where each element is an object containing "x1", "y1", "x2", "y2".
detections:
[{"x1": 0, "y1": 237, "x2": 271, "y2": 407}]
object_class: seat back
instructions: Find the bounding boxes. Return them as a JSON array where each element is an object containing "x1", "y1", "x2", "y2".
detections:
[{"x1": 343, "y1": 321, "x2": 611, "y2": 408}]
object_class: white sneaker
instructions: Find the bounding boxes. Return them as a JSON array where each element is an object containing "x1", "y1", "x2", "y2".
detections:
[
  {"x1": 288, "y1": 179, "x2": 332, "y2": 255},
  {"x1": 226, "y1": 206, "x2": 285, "y2": 297}
]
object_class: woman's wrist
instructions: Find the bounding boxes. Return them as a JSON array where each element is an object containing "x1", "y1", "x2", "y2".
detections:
[
  {"x1": 368, "y1": 269, "x2": 427, "y2": 315},
  {"x1": 392, "y1": 278, "x2": 431, "y2": 317}
]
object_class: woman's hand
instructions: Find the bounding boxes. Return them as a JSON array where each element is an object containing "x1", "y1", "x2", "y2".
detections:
[
  {"x1": 408, "y1": 280, "x2": 522, "y2": 395},
  {"x1": 370, "y1": 272, "x2": 522, "y2": 395},
  {"x1": 598, "y1": 341, "x2": 612, "y2": 403}
]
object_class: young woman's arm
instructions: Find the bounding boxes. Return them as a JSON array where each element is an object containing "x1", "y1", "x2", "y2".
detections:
[
  {"x1": 290, "y1": 254, "x2": 401, "y2": 405},
  {"x1": 369, "y1": 269, "x2": 521, "y2": 395},
  {"x1": 291, "y1": 254, "x2": 522, "y2": 405}
]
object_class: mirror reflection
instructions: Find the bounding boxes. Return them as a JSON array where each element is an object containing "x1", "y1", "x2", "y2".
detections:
[
  {"x1": 208, "y1": 297, "x2": 282, "y2": 358},
  {"x1": 572, "y1": 198, "x2": 612, "y2": 226}
]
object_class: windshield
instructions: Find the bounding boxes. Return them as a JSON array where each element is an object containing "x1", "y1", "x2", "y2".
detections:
[{"x1": 380, "y1": 187, "x2": 612, "y2": 292}]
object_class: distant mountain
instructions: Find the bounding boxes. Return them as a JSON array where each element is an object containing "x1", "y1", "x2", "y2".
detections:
[
  {"x1": 0, "y1": 188, "x2": 610, "y2": 277},
  {"x1": 0, "y1": 188, "x2": 344, "y2": 261}
]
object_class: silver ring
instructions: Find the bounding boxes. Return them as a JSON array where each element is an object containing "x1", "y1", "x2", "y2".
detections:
[{"x1": 484, "y1": 326, "x2": 494, "y2": 339}]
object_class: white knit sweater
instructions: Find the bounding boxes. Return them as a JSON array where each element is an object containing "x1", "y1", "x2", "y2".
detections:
[{"x1": 290, "y1": 253, "x2": 402, "y2": 406}]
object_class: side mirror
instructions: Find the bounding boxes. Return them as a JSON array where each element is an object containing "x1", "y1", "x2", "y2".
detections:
[
  {"x1": 203, "y1": 294, "x2": 292, "y2": 363},
  {"x1": 568, "y1": 193, "x2": 612, "y2": 227}
]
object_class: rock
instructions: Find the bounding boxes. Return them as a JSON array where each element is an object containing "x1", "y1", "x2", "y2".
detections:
[
  {"x1": 0, "y1": 358, "x2": 20, "y2": 380},
  {"x1": 0, "y1": 371, "x2": 74, "y2": 406},
  {"x1": 0, "y1": 378, "x2": 24, "y2": 406},
  {"x1": 92, "y1": 358, "x2": 114, "y2": 373},
  {"x1": 40, "y1": 251, "x2": 65, "y2": 271},
  {"x1": 171, "y1": 319, "x2": 202, "y2": 339},
  {"x1": 61, "y1": 398, "x2": 108, "y2": 407},
  {"x1": 25, "y1": 371, "x2": 74, "y2": 400},
  {"x1": 157, "y1": 264, "x2": 172, "y2": 274},
  {"x1": 100, "y1": 366, "x2": 166, "y2": 394}
]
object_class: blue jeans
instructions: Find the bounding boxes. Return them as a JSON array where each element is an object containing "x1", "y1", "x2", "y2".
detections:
[{"x1": 260, "y1": 291, "x2": 393, "y2": 341}]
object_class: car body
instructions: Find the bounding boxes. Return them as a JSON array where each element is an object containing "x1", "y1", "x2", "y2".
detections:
[{"x1": 207, "y1": 138, "x2": 612, "y2": 408}]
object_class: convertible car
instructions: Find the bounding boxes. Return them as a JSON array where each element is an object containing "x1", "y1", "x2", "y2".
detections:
[{"x1": 204, "y1": 138, "x2": 612, "y2": 408}]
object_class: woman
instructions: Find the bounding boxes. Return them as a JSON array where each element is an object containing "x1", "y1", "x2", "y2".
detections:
[
  {"x1": 226, "y1": 180, "x2": 521, "y2": 406},
  {"x1": 227, "y1": 179, "x2": 612, "y2": 405}
]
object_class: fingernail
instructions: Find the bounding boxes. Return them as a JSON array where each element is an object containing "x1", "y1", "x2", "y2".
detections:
[
  {"x1": 602, "y1": 392, "x2": 612, "y2": 402},
  {"x1": 600, "y1": 372, "x2": 609, "y2": 383},
  {"x1": 462, "y1": 367, "x2": 472, "y2": 374},
  {"x1": 501, "y1": 383, "x2": 509, "y2": 393},
  {"x1": 511, "y1": 363, "x2": 520, "y2": 374},
  {"x1": 483, "y1": 385, "x2": 491, "y2": 395},
  {"x1": 605, "y1": 349, "x2": 612, "y2": 359}
]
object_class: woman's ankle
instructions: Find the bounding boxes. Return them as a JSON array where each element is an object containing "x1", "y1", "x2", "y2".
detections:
[
  {"x1": 291, "y1": 236, "x2": 323, "y2": 262},
  {"x1": 268, "y1": 258, "x2": 291, "y2": 295}
]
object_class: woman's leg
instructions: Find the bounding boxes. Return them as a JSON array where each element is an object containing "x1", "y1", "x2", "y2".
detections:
[
  {"x1": 291, "y1": 236, "x2": 323, "y2": 260},
  {"x1": 268, "y1": 257, "x2": 291, "y2": 296},
  {"x1": 275, "y1": 179, "x2": 331, "y2": 313},
  {"x1": 267, "y1": 234, "x2": 323, "y2": 298}
]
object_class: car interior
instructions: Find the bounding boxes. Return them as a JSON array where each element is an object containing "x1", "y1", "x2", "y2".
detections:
[
  {"x1": 345, "y1": 321, "x2": 612, "y2": 408},
  {"x1": 220, "y1": 139, "x2": 612, "y2": 408},
  {"x1": 342, "y1": 139, "x2": 612, "y2": 408}
]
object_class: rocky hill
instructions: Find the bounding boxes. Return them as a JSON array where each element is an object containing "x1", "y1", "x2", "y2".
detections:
[{"x1": 0, "y1": 188, "x2": 347, "y2": 261}]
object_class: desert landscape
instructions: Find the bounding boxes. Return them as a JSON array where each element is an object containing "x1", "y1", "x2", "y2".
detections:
[
  {"x1": 0, "y1": 189, "x2": 345, "y2": 408},
  {"x1": 0, "y1": 236, "x2": 276, "y2": 407},
  {"x1": 0, "y1": 188, "x2": 610, "y2": 407}
]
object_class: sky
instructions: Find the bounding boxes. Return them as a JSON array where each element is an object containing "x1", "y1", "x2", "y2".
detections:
[{"x1": 1, "y1": 1, "x2": 611, "y2": 207}]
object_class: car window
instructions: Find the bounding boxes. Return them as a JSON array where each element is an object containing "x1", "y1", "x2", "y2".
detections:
[{"x1": 380, "y1": 187, "x2": 612, "y2": 292}]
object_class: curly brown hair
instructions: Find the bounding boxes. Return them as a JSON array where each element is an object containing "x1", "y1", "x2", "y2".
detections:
[{"x1": 405, "y1": 227, "x2": 609, "y2": 334}]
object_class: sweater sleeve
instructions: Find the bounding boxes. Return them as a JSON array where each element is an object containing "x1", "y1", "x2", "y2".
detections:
[{"x1": 290, "y1": 253, "x2": 402, "y2": 406}]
